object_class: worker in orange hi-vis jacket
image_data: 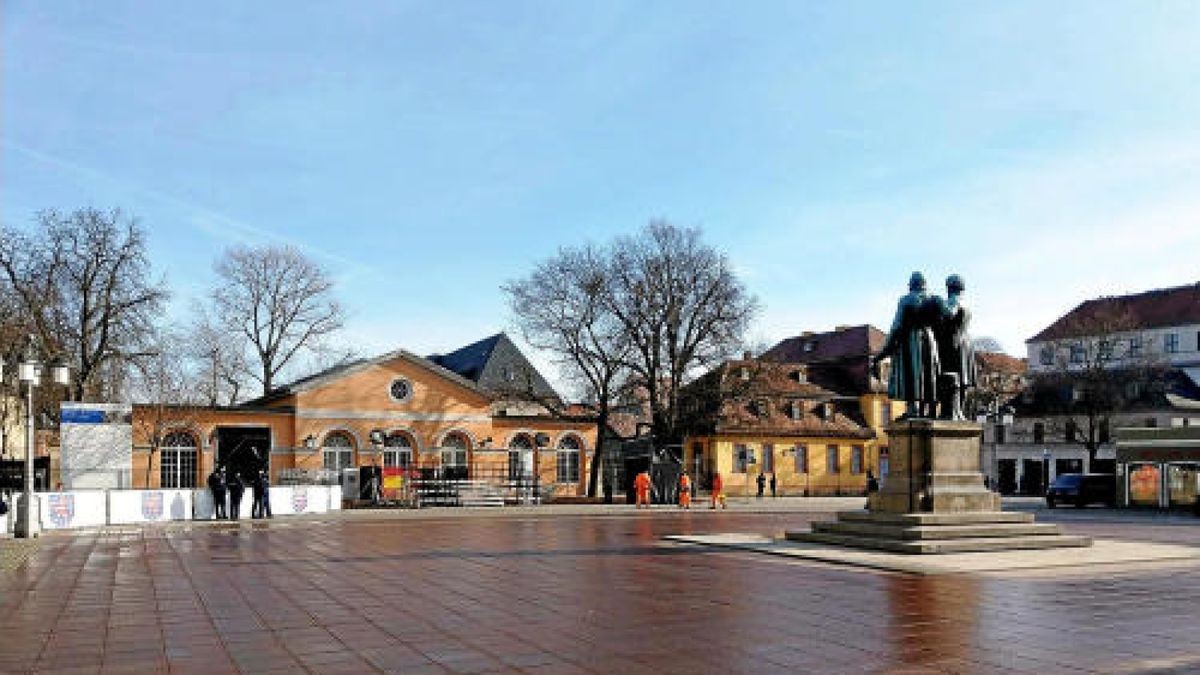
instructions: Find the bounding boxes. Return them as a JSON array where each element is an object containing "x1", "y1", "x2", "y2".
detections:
[
  {"x1": 711, "y1": 472, "x2": 725, "y2": 509},
  {"x1": 678, "y1": 473, "x2": 692, "y2": 509},
  {"x1": 634, "y1": 471, "x2": 652, "y2": 509}
]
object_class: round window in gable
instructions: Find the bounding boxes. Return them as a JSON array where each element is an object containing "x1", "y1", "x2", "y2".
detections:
[{"x1": 389, "y1": 378, "x2": 413, "y2": 403}]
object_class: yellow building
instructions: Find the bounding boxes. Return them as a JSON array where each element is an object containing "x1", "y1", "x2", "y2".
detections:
[
  {"x1": 130, "y1": 334, "x2": 598, "y2": 498},
  {"x1": 681, "y1": 356, "x2": 895, "y2": 496}
]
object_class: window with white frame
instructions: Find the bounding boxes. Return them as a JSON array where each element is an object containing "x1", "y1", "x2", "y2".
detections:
[
  {"x1": 1165, "y1": 333, "x2": 1180, "y2": 354},
  {"x1": 826, "y1": 445, "x2": 839, "y2": 474},
  {"x1": 1069, "y1": 344, "x2": 1085, "y2": 364},
  {"x1": 160, "y1": 431, "x2": 198, "y2": 489},
  {"x1": 556, "y1": 436, "x2": 581, "y2": 483},
  {"x1": 322, "y1": 431, "x2": 355, "y2": 472},
  {"x1": 762, "y1": 443, "x2": 774, "y2": 473},
  {"x1": 1039, "y1": 346, "x2": 1054, "y2": 366},
  {"x1": 384, "y1": 431, "x2": 414, "y2": 469},
  {"x1": 1129, "y1": 336, "x2": 1142, "y2": 358}
]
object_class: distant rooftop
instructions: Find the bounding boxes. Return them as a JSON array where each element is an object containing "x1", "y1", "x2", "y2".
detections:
[{"x1": 1028, "y1": 282, "x2": 1200, "y2": 343}]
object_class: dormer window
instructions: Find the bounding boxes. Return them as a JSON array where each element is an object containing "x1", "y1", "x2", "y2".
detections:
[
  {"x1": 790, "y1": 401, "x2": 802, "y2": 420},
  {"x1": 790, "y1": 368, "x2": 807, "y2": 383},
  {"x1": 740, "y1": 366, "x2": 750, "y2": 381},
  {"x1": 823, "y1": 403, "x2": 835, "y2": 420},
  {"x1": 803, "y1": 341, "x2": 816, "y2": 353}
]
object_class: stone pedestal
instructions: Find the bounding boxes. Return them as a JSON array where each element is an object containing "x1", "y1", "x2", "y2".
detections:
[
  {"x1": 868, "y1": 419, "x2": 999, "y2": 514},
  {"x1": 788, "y1": 419, "x2": 1090, "y2": 554}
]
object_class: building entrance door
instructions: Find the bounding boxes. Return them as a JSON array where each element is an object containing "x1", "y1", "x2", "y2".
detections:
[
  {"x1": 1021, "y1": 459, "x2": 1044, "y2": 495},
  {"x1": 216, "y1": 427, "x2": 270, "y2": 483},
  {"x1": 998, "y1": 459, "x2": 1017, "y2": 495}
]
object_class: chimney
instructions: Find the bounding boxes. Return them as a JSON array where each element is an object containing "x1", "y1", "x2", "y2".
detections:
[
  {"x1": 800, "y1": 331, "x2": 815, "y2": 337},
  {"x1": 835, "y1": 325, "x2": 850, "y2": 332},
  {"x1": 742, "y1": 351, "x2": 752, "y2": 360}
]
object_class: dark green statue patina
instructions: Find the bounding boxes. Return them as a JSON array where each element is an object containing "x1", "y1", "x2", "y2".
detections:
[{"x1": 872, "y1": 272, "x2": 975, "y2": 420}]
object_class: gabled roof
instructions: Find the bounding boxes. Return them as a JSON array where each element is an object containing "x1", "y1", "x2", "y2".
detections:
[
  {"x1": 1028, "y1": 282, "x2": 1200, "y2": 343},
  {"x1": 682, "y1": 358, "x2": 874, "y2": 439},
  {"x1": 242, "y1": 348, "x2": 491, "y2": 407},
  {"x1": 763, "y1": 324, "x2": 887, "y2": 364},
  {"x1": 762, "y1": 325, "x2": 887, "y2": 396},
  {"x1": 429, "y1": 333, "x2": 562, "y2": 404}
]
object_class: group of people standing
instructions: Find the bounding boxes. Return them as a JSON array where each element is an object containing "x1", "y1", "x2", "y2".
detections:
[
  {"x1": 633, "y1": 470, "x2": 780, "y2": 509},
  {"x1": 206, "y1": 452, "x2": 272, "y2": 520}
]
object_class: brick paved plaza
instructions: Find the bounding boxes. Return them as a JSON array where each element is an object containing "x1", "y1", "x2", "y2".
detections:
[{"x1": 3, "y1": 502, "x2": 1200, "y2": 674}]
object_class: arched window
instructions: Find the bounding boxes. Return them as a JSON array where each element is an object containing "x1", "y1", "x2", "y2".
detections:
[
  {"x1": 508, "y1": 433, "x2": 534, "y2": 480},
  {"x1": 440, "y1": 431, "x2": 470, "y2": 471},
  {"x1": 556, "y1": 435, "x2": 582, "y2": 484},
  {"x1": 322, "y1": 431, "x2": 355, "y2": 472},
  {"x1": 160, "y1": 431, "x2": 198, "y2": 489},
  {"x1": 383, "y1": 431, "x2": 414, "y2": 469}
]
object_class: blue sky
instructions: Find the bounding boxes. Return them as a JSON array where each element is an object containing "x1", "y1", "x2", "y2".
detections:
[{"x1": 5, "y1": 2, "x2": 1199, "y2": 393}]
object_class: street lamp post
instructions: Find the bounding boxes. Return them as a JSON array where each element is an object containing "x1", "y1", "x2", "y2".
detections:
[
  {"x1": 6, "y1": 336, "x2": 70, "y2": 539},
  {"x1": 1042, "y1": 447, "x2": 1051, "y2": 497}
]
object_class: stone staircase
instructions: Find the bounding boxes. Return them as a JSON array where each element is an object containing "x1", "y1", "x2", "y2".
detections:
[{"x1": 787, "y1": 511, "x2": 1091, "y2": 554}]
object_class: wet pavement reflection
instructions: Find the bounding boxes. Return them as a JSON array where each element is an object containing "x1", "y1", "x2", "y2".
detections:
[{"x1": 1, "y1": 508, "x2": 1199, "y2": 673}]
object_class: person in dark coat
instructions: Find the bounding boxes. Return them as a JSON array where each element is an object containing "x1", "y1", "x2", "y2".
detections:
[
  {"x1": 250, "y1": 468, "x2": 266, "y2": 519},
  {"x1": 769, "y1": 473, "x2": 777, "y2": 498},
  {"x1": 258, "y1": 469, "x2": 272, "y2": 518},
  {"x1": 207, "y1": 465, "x2": 228, "y2": 519},
  {"x1": 227, "y1": 471, "x2": 245, "y2": 521},
  {"x1": 756, "y1": 472, "x2": 766, "y2": 499}
]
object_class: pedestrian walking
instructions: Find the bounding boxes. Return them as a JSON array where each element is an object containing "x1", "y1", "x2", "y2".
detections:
[
  {"x1": 207, "y1": 465, "x2": 227, "y2": 519},
  {"x1": 678, "y1": 473, "x2": 691, "y2": 509},
  {"x1": 770, "y1": 473, "x2": 777, "y2": 498},
  {"x1": 711, "y1": 472, "x2": 725, "y2": 509},
  {"x1": 251, "y1": 469, "x2": 265, "y2": 519},
  {"x1": 634, "y1": 470, "x2": 652, "y2": 509},
  {"x1": 227, "y1": 471, "x2": 245, "y2": 521},
  {"x1": 867, "y1": 470, "x2": 880, "y2": 494},
  {"x1": 756, "y1": 472, "x2": 766, "y2": 499}
]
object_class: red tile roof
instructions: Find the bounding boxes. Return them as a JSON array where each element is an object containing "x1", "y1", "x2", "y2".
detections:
[
  {"x1": 976, "y1": 351, "x2": 1027, "y2": 376},
  {"x1": 1029, "y1": 282, "x2": 1200, "y2": 342}
]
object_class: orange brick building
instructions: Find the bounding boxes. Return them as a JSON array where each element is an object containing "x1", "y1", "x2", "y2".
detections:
[{"x1": 130, "y1": 334, "x2": 597, "y2": 497}]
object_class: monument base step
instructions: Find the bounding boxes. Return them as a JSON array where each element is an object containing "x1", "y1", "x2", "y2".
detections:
[
  {"x1": 785, "y1": 530, "x2": 1093, "y2": 554},
  {"x1": 836, "y1": 511, "x2": 1034, "y2": 526},
  {"x1": 812, "y1": 520, "x2": 1066, "y2": 540}
]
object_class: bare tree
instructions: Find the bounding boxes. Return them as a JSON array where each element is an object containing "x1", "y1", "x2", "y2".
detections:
[
  {"x1": 0, "y1": 208, "x2": 168, "y2": 402},
  {"x1": 504, "y1": 243, "x2": 633, "y2": 497},
  {"x1": 212, "y1": 245, "x2": 344, "y2": 395},
  {"x1": 186, "y1": 307, "x2": 250, "y2": 406},
  {"x1": 607, "y1": 221, "x2": 758, "y2": 444},
  {"x1": 130, "y1": 331, "x2": 205, "y2": 488},
  {"x1": 1033, "y1": 304, "x2": 1164, "y2": 467},
  {"x1": 972, "y1": 336, "x2": 1005, "y2": 354}
]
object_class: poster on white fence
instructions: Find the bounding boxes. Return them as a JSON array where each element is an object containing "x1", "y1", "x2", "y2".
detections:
[
  {"x1": 109, "y1": 490, "x2": 193, "y2": 524},
  {"x1": 38, "y1": 491, "x2": 108, "y2": 530}
]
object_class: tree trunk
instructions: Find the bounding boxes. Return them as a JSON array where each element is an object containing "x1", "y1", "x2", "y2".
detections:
[{"x1": 587, "y1": 407, "x2": 610, "y2": 498}]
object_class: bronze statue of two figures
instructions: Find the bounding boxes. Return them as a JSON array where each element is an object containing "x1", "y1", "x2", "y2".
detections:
[{"x1": 872, "y1": 272, "x2": 976, "y2": 421}]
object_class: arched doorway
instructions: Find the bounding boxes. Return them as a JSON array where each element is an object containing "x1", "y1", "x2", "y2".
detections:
[
  {"x1": 508, "y1": 433, "x2": 534, "y2": 481},
  {"x1": 440, "y1": 431, "x2": 471, "y2": 480}
]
